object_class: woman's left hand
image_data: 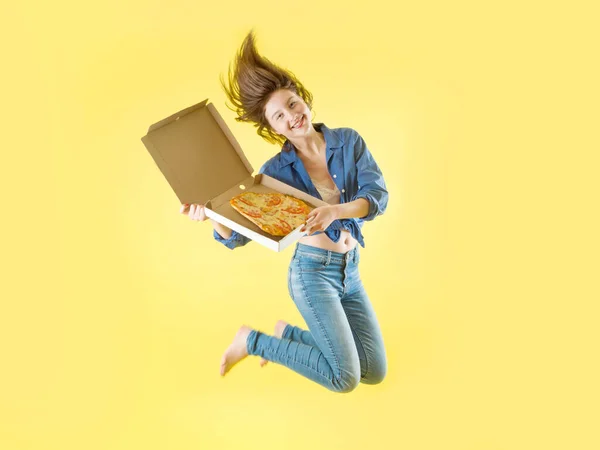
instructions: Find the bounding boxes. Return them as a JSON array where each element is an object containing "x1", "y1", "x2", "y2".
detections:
[{"x1": 301, "y1": 205, "x2": 339, "y2": 235}]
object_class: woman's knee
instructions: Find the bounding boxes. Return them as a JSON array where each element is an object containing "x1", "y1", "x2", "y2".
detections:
[
  {"x1": 332, "y1": 374, "x2": 360, "y2": 393},
  {"x1": 331, "y1": 363, "x2": 361, "y2": 393},
  {"x1": 360, "y1": 359, "x2": 387, "y2": 385}
]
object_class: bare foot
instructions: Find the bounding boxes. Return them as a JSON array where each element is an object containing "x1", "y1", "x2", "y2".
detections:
[
  {"x1": 259, "y1": 320, "x2": 289, "y2": 367},
  {"x1": 220, "y1": 325, "x2": 253, "y2": 377}
]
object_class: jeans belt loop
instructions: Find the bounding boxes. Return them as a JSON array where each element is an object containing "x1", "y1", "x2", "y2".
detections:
[{"x1": 325, "y1": 251, "x2": 331, "y2": 266}]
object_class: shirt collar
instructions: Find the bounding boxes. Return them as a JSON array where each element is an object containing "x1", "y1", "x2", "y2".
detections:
[{"x1": 279, "y1": 123, "x2": 343, "y2": 167}]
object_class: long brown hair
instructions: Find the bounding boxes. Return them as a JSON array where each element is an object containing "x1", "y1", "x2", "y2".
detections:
[{"x1": 219, "y1": 29, "x2": 315, "y2": 148}]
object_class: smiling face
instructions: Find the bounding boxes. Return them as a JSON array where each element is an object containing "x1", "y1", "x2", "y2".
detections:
[{"x1": 263, "y1": 88, "x2": 314, "y2": 139}]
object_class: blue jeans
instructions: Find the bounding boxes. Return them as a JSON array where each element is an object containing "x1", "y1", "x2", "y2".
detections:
[{"x1": 246, "y1": 243, "x2": 387, "y2": 393}]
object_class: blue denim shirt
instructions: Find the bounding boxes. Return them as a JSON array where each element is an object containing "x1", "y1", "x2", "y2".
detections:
[{"x1": 213, "y1": 123, "x2": 388, "y2": 249}]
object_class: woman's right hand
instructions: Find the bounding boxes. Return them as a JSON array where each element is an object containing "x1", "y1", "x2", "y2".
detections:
[{"x1": 180, "y1": 203, "x2": 208, "y2": 222}]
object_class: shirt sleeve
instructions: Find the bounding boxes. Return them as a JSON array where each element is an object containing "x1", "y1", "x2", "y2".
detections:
[
  {"x1": 352, "y1": 130, "x2": 389, "y2": 221},
  {"x1": 213, "y1": 228, "x2": 251, "y2": 250}
]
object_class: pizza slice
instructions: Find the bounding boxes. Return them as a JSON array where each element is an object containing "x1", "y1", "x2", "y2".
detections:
[{"x1": 230, "y1": 192, "x2": 313, "y2": 237}]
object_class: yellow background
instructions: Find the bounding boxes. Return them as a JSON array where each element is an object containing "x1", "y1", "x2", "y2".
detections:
[{"x1": 2, "y1": 1, "x2": 599, "y2": 449}]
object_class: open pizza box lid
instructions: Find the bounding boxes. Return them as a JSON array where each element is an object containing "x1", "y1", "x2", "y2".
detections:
[{"x1": 140, "y1": 99, "x2": 328, "y2": 252}]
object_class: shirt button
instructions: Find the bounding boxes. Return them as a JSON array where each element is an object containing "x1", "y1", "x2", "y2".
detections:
[
  {"x1": 341, "y1": 189, "x2": 345, "y2": 193},
  {"x1": 333, "y1": 174, "x2": 337, "y2": 178}
]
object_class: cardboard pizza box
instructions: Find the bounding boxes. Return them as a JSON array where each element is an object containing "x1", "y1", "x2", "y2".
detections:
[{"x1": 140, "y1": 99, "x2": 328, "y2": 252}]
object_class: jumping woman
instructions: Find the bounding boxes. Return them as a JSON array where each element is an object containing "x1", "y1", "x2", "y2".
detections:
[{"x1": 180, "y1": 30, "x2": 389, "y2": 393}]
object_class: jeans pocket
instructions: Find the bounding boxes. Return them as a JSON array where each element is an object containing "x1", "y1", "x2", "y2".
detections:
[{"x1": 296, "y1": 255, "x2": 327, "y2": 273}]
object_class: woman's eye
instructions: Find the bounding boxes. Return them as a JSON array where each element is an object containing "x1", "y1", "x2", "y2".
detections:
[{"x1": 276, "y1": 102, "x2": 295, "y2": 120}]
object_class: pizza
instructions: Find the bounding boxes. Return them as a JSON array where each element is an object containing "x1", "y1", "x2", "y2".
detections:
[{"x1": 229, "y1": 191, "x2": 313, "y2": 236}]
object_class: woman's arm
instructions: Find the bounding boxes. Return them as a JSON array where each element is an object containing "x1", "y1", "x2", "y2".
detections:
[
  {"x1": 181, "y1": 203, "x2": 251, "y2": 249},
  {"x1": 331, "y1": 198, "x2": 370, "y2": 220},
  {"x1": 302, "y1": 199, "x2": 370, "y2": 234},
  {"x1": 352, "y1": 131, "x2": 389, "y2": 221},
  {"x1": 211, "y1": 219, "x2": 233, "y2": 240}
]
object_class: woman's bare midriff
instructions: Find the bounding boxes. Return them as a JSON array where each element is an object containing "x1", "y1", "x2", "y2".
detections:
[
  {"x1": 295, "y1": 130, "x2": 358, "y2": 254},
  {"x1": 299, "y1": 229, "x2": 357, "y2": 253}
]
